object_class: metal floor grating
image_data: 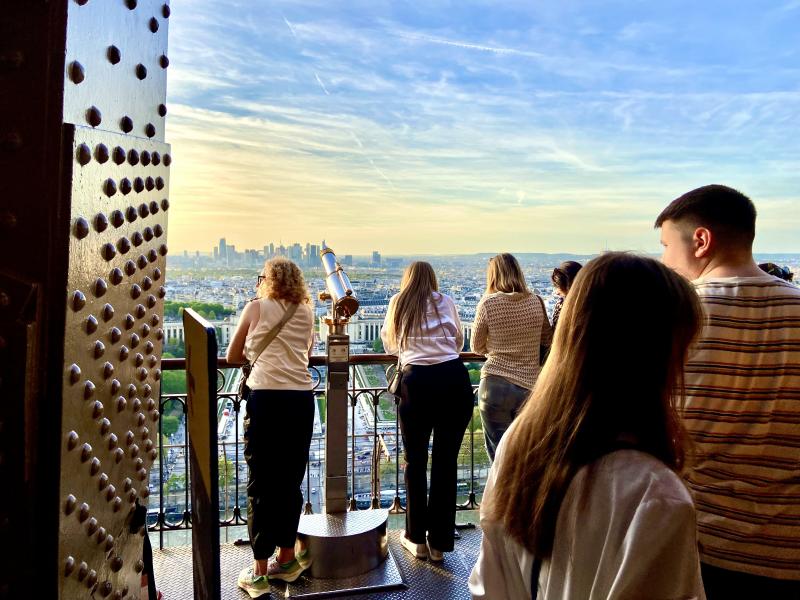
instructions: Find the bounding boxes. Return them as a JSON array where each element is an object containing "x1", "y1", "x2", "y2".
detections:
[{"x1": 152, "y1": 527, "x2": 483, "y2": 599}]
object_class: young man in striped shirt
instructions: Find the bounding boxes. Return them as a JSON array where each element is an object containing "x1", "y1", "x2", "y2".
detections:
[{"x1": 656, "y1": 184, "x2": 800, "y2": 598}]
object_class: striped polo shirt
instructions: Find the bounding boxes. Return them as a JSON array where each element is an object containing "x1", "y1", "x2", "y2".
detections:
[{"x1": 683, "y1": 274, "x2": 800, "y2": 580}]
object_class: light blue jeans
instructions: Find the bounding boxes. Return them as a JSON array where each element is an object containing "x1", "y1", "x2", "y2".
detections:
[{"x1": 478, "y1": 375, "x2": 531, "y2": 462}]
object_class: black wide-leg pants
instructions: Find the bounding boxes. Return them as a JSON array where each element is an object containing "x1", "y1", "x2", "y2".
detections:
[
  {"x1": 398, "y1": 358, "x2": 474, "y2": 551},
  {"x1": 243, "y1": 389, "x2": 315, "y2": 560}
]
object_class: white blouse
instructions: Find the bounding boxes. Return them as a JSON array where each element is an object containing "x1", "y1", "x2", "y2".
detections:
[
  {"x1": 469, "y1": 438, "x2": 706, "y2": 600},
  {"x1": 380, "y1": 292, "x2": 464, "y2": 366}
]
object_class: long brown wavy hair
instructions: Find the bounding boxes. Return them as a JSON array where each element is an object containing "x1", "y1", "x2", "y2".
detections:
[
  {"x1": 387, "y1": 261, "x2": 442, "y2": 349},
  {"x1": 257, "y1": 257, "x2": 311, "y2": 304},
  {"x1": 484, "y1": 252, "x2": 702, "y2": 558}
]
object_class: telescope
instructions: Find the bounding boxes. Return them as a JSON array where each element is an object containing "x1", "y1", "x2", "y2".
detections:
[{"x1": 319, "y1": 242, "x2": 359, "y2": 323}]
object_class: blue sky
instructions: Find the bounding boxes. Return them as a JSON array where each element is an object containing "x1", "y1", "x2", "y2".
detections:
[{"x1": 165, "y1": 1, "x2": 800, "y2": 255}]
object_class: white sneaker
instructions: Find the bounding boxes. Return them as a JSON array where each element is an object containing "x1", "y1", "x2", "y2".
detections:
[
  {"x1": 400, "y1": 534, "x2": 428, "y2": 559},
  {"x1": 427, "y1": 542, "x2": 444, "y2": 562}
]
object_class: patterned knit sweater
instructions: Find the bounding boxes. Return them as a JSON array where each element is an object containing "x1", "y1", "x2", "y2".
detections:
[{"x1": 470, "y1": 291, "x2": 553, "y2": 390}]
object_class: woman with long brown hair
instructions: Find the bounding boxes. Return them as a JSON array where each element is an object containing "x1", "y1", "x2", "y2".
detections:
[
  {"x1": 469, "y1": 253, "x2": 706, "y2": 599},
  {"x1": 550, "y1": 260, "x2": 582, "y2": 330},
  {"x1": 381, "y1": 261, "x2": 474, "y2": 562},
  {"x1": 471, "y1": 253, "x2": 552, "y2": 461},
  {"x1": 227, "y1": 257, "x2": 315, "y2": 593}
]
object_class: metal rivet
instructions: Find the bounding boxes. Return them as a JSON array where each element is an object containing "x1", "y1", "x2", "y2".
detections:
[
  {"x1": 89, "y1": 457, "x2": 101, "y2": 476},
  {"x1": 145, "y1": 123, "x2": 156, "y2": 138},
  {"x1": 142, "y1": 384, "x2": 152, "y2": 397},
  {"x1": 92, "y1": 401, "x2": 104, "y2": 419},
  {"x1": 104, "y1": 178, "x2": 116, "y2": 197},
  {"x1": 112, "y1": 146, "x2": 125, "y2": 165},
  {"x1": 129, "y1": 384, "x2": 138, "y2": 398},
  {"x1": 142, "y1": 323, "x2": 151, "y2": 337},
  {"x1": 102, "y1": 303, "x2": 114, "y2": 322},
  {"x1": 69, "y1": 364, "x2": 81, "y2": 384},
  {"x1": 114, "y1": 449, "x2": 124, "y2": 465},
  {"x1": 123, "y1": 476, "x2": 133, "y2": 490},
  {"x1": 86, "y1": 569, "x2": 97, "y2": 589},
  {"x1": 141, "y1": 425, "x2": 150, "y2": 439},
  {"x1": 130, "y1": 443, "x2": 140, "y2": 458},
  {"x1": 162, "y1": 4, "x2": 171, "y2": 18},
  {"x1": 65, "y1": 556, "x2": 75, "y2": 577},
  {"x1": 109, "y1": 268, "x2": 123, "y2": 286},
  {"x1": 95, "y1": 144, "x2": 109, "y2": 163},
  {"x1": 144, "y1": 177, "x2": 154, "y2": 192},
  {"x1": 141, "y1": 276, "x2": 153, "y2": 291},
  {"x1": 110, "y1": 379, "x2": 121, "y2": 394},
  {"x1": 135, "y1": 304, "x2": 146, "y2": 318},
  {"x1": 101, "y1": 243, "x2": 116, "y2": 261},
  {"x1": 119, "y1": 346, "x2": 129, "y2": 361},
  {"x1": 124, "y1": 261, "x2": 137, "y2": 277},
  {"x1": 120, "y1": 116, "x2": 133, "y2": 133},
  {"x1": 67, "y1": 431, "x2": 80, "y2": 450},
  {"x1": 141, "y1": 487, "x2": 150, "y2": 498},
  {"x1": 110, "y1": 556, "x2": 123, "y2": 572},
  {"x1": 108, "y1": 433, "x2": 118, "y2": 450},
  {"x1": 77, "y1": 144, "x2": 91, "y2": 165},
  {"x1": 117, "y1": 237, "x2": 131, "y2": 254},
  {"x1": 141, "y1": 151, "x2": 151, "y2": 165},
  {"x1": 110, "y1": 210, "x2": 124, "y2": 228},
  {"x1": 126, "y1": 206, "x2": 138, "y2": 223},
  {"x1": 74, "y1": 217, "x2": 89, "y2": 239},
  {"x1": 94, "y1": 340, "x2": 105, "y2": 358},
  {"x1": 78, "y1": 503, "x2": 90, "y2": 522},
  {"x1": 95, "y1": 213, "x2": 109, "y2": 232},
  {"x1": 87, "y1": 106, "x2": 102, "y2": 127},
  {"x1": 145, "y1": 341, "x2": 154, "y2": 354},
  {"x1": 83, "y1": 380, "x2": 95, "y2": 399},
  {"x1": 126, "y1": 0, "x2": 137, "y2": 8},
  {"x1": 149, "y1": 449, "x2": 158, "y2": 461},
  {"x1": 107, "y1": 45, "x2": 121, "y2": 65},
  {"x1": 153, "y1": 267, "x2": 161, "y2": 280},
  {"x1": 158, "y1": 104, "x2": 167, "y2": 117},
  {"x1": 137, "y1": 254, "x2": 148, "y2": 269},
  {"x1": 138, "y1": 468, "x2": 148, "y2": 481},
  {"x1": 106, "y1": 535, "x2": 115, "y2": 552},
  {"x1": 148, "y1": 249, "x2": 158, "y2": 262},
  {"x1": 153, "y1": 369, "x2": 161, "y2": 381},
  {"x1": 163, "y1": 153, "x2": 172, "y2": 166},
  {"x1": 120, "y1": 178, "x2": 132, "y2": 195},
  {"x1": 134, "y1": 560, "x2": 144, "y2": 573},
  {"x1": 158, "y1": 287, "x2": 166, "y2": 299},
  {"x1": 116, "y1": 395, "x2": 127, "y2": 412},
  {"x1": 132, "y1": 397, "x2": 142, "y2": 412},
  {"x1": 135, "y1": 354, "x2": 144, "y2": 367},
  {"x1": 134, "y1": 457, "x2": 143, "y2": 470},
  {"x1": 150, "y1": 316, "x2": 159, "y2": 329},
  {"x1": 128, "y1": 149, "x2": 140, "y2": 165},
  {"x1": 94, "y1": 278, "x2": 107, "y2": 298},
  {"x1": 98, "y1": 473, "x2": 109, "y2": 491},
  {"x1": 112, "y1": 496, "x2": 122, "y2": 511},
  {"x1": 149, "y1": 17, "x2": 159, "y2": 33},
  {"x1": 131, "y1": 285, "x2": 141, "y2": 300},
  {"x1": 132, "y1": 232, "x2": 143, "y2": 247},
  {"x1": 137, "y1": 368, "x2": 148, "y2": 382},
  {"x1": 149, "y1": 201, "x2": 160, "y2": 215},
  {"x1": 70, "y1": 61, "x2": 85, "y2": 84},
  {"x1": 77, "y1": 561, "x2": 89, "y2": 581},
  {"x1": 125, "y1": 314, "x2": 136, "y2": 330},
  {"x1": 102, "y1": 363, "x2": 114, "y2": 379},
  {"x1": 139, "y1": 203, "x2": 150, "y2": 217},
  {"x1": 131, "y1": 332, "x2": 141, "y2": 347},
  {"x1": 86, "y1": 315, "x2": 98, "y2": 334},
  {"x1": 136, "y1": 64, "x2": 147, "y2": 80},
  {"x1": 152, "y1": 152, "x2": 161, "y2": 165},
  {"x1": 150, "y1": 409, "x2": 160, "y2": 422},
  {"x1": 155, "y1": 176, "x2": 165, "y2": 190},
  {"x1": 81, "y1": 443, "x2": 93, "y2": 462},
  {"x1": 134, "y1": 177, "x2": 144, "y2": 193},
  {"x1": 156, "y1": 328, "x2": 164, "y2": 341},
  {"x1": 99, "y1": 580, "x2": 112, "y2": 597},
  {"x1": 146, "y1": 401, "x2": 156, "y2": 414},
  {"x1": 65, "y1": 495, "x2": 77, "y2": 515},
  {"x1": 159, "y1": 55, "x2": 169, "y2": 69},
  {"x1": 160, "y1": 199, "x2": 169, "y2": 212}
]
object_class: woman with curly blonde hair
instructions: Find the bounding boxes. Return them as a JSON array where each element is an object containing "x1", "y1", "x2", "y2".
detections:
[{"x1": 227, "y1": 257, "x2": 315, "y2": 591}]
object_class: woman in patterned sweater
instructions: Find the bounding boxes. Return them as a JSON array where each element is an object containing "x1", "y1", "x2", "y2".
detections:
[
  {"x1": 550, "y1": 261, "x2": 582, "y2": 330},
  {"x1": 471, "y1": 254, "x2": 553, "y2": 461}
]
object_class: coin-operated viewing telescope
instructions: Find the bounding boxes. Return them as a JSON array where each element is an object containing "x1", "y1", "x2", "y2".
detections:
[{"x1": 319, "y1": 242, "x2": 359, "y2": 333}]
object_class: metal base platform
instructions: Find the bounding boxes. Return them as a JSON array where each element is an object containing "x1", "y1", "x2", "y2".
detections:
[
  {"x1": 297, "y1": 510, "x2": 389, "y2": 579},
  {"x1": 152, "y1": 526, "x2": 483, "y2": 600}
]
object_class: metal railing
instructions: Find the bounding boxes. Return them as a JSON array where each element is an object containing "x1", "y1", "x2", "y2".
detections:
[{"x1": 150, "y1": 354, "x2": 488, "y2": 549}]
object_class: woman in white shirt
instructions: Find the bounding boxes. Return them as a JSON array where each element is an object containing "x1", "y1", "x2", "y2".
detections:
[
  {"x1": 469, "y1": 252, "x2": 706, "y2": 600},
  {"x1": 226, "y1": 258, "x2": 315, "y2": 593},
  {"x1": 381, "y1": 261, "x2": 474, "y2": 562}
]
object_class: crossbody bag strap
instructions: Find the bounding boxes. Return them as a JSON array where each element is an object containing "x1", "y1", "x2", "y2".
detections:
[{"x1": 246, "y1": 301, "x2": 299, "y2": 376}]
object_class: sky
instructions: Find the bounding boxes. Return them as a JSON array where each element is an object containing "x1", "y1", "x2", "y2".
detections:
[{"x1": 165, "y1": 0, "x2": 800, "y2": 256}]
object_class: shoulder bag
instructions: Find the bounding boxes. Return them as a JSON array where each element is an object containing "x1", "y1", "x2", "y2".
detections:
[{"x1": 237, "y1": 301, "x2": 299, "y2": 400}]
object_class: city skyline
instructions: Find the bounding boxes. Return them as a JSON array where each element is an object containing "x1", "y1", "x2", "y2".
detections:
[{"x1": 165, "y1": 1, "x2": 800, "y2": 254}]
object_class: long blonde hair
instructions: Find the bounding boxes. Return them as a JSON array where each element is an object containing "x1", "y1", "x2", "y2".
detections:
[
  {"x1": 388, "y1": 261, "x2": 441, "y2": 349},
  {"x1": 486, "y1": 253, "x2": 530, "y2": 294},
  {"x1": 484, "y1": 253, "x2": 701, "y2": 558},
  {"x1": 257, "y1": 257, "x2": 311, "y2": 304}
]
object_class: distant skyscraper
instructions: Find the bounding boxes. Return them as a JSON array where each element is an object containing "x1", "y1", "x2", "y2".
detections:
[
  {"x1": 219, "y1": 238, "x2": 228, "y2": 264},
  {"x1": 343, "y1": 255, "x2": 353, "y2": 266},
  {"x1": 269, "y1": 243, "x2": 275, "y2": 257},
  {"x1": 290, "y1": 243, "x2": 303, "y2": 263},
  {"x1": 310, "y1": 244, "x2": 320, "y2": 267},
  {"x1": 213, "y1": 246, "x2": 219, "y2": 261},
  {"x1": 372, "y1": 251, "x2": 381, "y2": 267}
]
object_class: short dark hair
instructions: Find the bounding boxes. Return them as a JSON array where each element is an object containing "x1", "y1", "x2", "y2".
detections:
[
  {"x1": 654, "y1": 184, "x2": 757, "y2": 248},
  {"x1": 551, "y1": 261, "x2": 583, "y2": 294}
]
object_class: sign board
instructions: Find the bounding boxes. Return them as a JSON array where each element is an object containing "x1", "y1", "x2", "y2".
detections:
[{"x1": 183, "y1": 308, "x2": 220, "y2": 600}]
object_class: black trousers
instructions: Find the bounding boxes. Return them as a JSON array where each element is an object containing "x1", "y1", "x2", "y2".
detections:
[
  {"x1": 701, "y1": 563, "x2": 800, "y2": 600},
  {"x1": 398, "y1": 358, "x2": 474, "y2": 551},
  {"x1": 244, "y1": 389, "x2": 315, "y2": 560}
]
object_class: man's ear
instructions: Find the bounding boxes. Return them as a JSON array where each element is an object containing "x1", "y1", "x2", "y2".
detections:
[{"x1": 693, "y1": 227, "x2": 713, "y2": 259}]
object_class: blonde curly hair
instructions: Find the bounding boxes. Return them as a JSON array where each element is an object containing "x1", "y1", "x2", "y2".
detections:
[{"x1": 257, "y1": 257, "x2": 311, "y2": 304}]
